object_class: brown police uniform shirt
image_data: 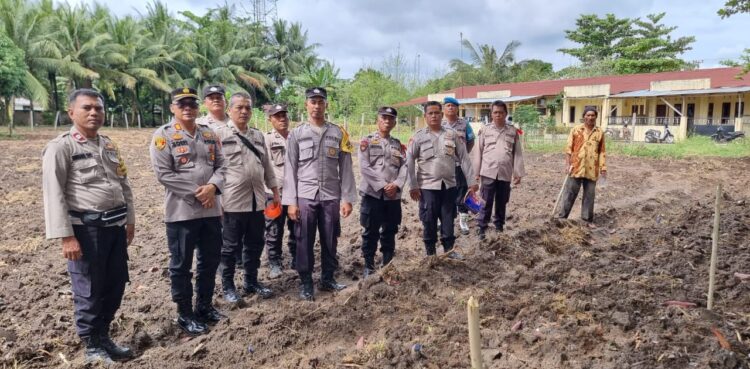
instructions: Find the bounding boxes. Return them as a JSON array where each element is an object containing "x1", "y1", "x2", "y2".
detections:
[
  {"x1": 149, "y1": 121, "x2": 226, "y2": 222},
  {"x1": 215, "y1": 122, "x2": 277, "y2": 212},
  {"x1": 566, "y1": 124, "x2": 607, "y2": 181},
  {"x1": 196, "y1": 114, "x2": 229, "y2": 131},
  {"x1": 281, "y1": 122, "x2": 357, "y2": 205},
  {"x1": 472, "y1": 123, "x2": 526, "y2": 182},
  {"x1": 406, "y1": 127, "x2": 475, "y2": 191},
  {"x1": 264, "y1": 129, "x2": 287, "y2": 194},
  {"x1": 358, "y1": 132, "x2": 408, "y2": 200},
  {"x1": 42, "y1": 126, "x2": 135, "y2": 239}
]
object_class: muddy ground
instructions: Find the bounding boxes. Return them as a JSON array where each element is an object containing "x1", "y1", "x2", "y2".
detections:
[{"x1": 0, "y1": 128, "x2": 749, "y2": 369}]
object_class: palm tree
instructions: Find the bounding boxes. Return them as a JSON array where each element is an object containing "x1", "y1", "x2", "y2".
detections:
[
  {"x1": 267, "y1": 19, "x2": 319, "y2": 89},
  {"x1": 178, "y1": 6, "x2": 271, "y2": 97},
  {"x1": 449, "y1": 39, "x2": 521, "y2": 84}
]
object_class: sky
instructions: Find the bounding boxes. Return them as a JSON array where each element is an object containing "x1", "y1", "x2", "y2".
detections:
[{"x1": 65, "y1": 0, "x2": 750, "y2": 80}]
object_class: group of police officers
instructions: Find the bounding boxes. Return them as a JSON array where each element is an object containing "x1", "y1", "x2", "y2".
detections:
[{"x1": 42, "y1": 85, "x2": 528, "y2": 364}]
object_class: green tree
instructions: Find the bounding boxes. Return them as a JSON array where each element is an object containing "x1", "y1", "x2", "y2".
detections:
[
  {"x1": 0, "y1": 32, "x2": 27, "y2": 135},
  {"x1": 559, "y1": 13, "x2": 695, "y2": 75},
  {"x1": 339, "y1": 68, "x2": 409, "y2": 126},
  {"x1": 510, "y1": 59, "x2": 555, "y2": 82},
  {"x1": 718, "y1": 0, "x2": 750, "y2": 17},
  {"x1": 450, "y1": 39, "x2": 521, "y2": 84},
  {"x1": 267, "y1": 19, "x2": 319, "y2": 89},
  {"x1": 512, "y1": 104, "x2": 541, "y2": 130}
]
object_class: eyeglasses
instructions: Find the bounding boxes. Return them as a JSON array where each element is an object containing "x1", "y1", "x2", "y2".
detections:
[{"x1": 176, "y1": 101, "x2": 199, "y2": 109}]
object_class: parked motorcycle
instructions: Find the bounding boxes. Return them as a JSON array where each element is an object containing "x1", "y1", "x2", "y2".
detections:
[
  {"x1": 645, "y1": 125, "x2": 674, "y2": 143},
  {"x1": 711, "y1": 127, "x2": 745, "y2": 143}
]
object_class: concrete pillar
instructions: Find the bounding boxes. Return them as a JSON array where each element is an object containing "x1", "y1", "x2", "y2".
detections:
[
  {"x1": 601, "y1": 97, "x2": 610, "y2": 130},
  {"x1": 562, "y1": 97, "x2": 570, "y2": 125},
  {"x1": 678, "y1": 115, "x2": 688, "y2": 141},
  {"x1": 735, "y1": 117, "x2": 743, "y2": 133}
]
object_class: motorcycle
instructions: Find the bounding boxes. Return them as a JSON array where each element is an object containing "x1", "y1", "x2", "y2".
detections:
[
  {"x1": 710, "y1": 127, "x2": 745, "y2": 143},
  {"x1": 645, "y1": 125, "x2": 674, "y2": 143}
]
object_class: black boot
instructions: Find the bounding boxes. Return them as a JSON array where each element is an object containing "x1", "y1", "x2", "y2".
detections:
[
  {"x1": 268, "y1": 260, "x2": 283, "y2": 279},
  {"x1": 445, "y1": 247, "x2": 464, "y2": 260},
  {"x1": 319, "y1": 272, "x2": 347, "y2": 292},
  {"x1": 363, "y1": 258, "x2": 376, "y2": 278},
  {"x1": 299, "y1": 273, "x2": 314, "y2": 301},
  {"x1": 99, "y1": 328, "x2": 133, "y2": 360},
  {"x1": 424, "y1": 244, "x2": 437, "y2": 256},
  {"x1": 176, "y1": 303, "x2": 207, "y2": 335},
  {"x1": 381, "y1": 251, "x2": 394, "y2": 267},
  {"x1": 82, "y1": 335, "x2": 115, "y2": 365},
  {"x1": 222, "y1": 278, "x2": 240, "y2": 304},
  {"x1": 478, "y1": 228, "x2": 487, "y2": 241},
  {"x1": 244, "y1": 269, "x2": 273, "y2": 299},
  {"x1": 195, "y1": 302, "x2": 224, "y2": 323}
]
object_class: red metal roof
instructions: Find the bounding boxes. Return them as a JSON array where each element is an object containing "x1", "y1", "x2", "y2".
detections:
[{"x1": 398, "y1": 67, "x2": 748, "y2": 106}]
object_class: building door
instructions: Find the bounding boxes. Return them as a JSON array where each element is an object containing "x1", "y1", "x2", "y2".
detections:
[
  {"x1": 686, "y1": 103, "x2": 695, "y2": 134},
  {"x1": 722, "y1": 102, "x2": 731, "y2": 124},
  {"x1": 569, "y1": 107, "x2": 576, "y2": 124}
]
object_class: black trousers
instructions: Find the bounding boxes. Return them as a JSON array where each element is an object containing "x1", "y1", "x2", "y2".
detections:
[
  {"x1": 69, "y1": 224, "x2": 129, "y2": 339},
  {"x1": 221, "y1": 211, "x2": 265, "y2": 285},
  {"x1": 419, "y1": 185, "x2": 458, "y2": 252},
  {"x1": 455, "y1": 166, "x2": 469, "y2": 214},
  {"x1": 265, "y1": 194, "x2": 297, "y2": 267},
  {"x1": 477, "y1": 176, "x2": 511, "y2": 230},
  {"x1": 166, "y1": 217, "x2": 222, "y2": 306},
  {"x1": 558, "y1": 177, "x2": 597, "y2": 222},
  {"x1": 360, "y1": 194, "x2": 402, "y2": 262},
  {"x1": 295, "y1": 198, "x2": 340, "y2": 277}
]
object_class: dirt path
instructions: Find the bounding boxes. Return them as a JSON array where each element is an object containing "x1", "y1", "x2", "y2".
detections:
[{"x1": 1, "y1": 129, "x2": 748, "y2": 368}]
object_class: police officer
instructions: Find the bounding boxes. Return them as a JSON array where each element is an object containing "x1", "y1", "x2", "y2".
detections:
[
  {"x1": 358, "y1": 106, "x2": 407, "y2": 277},
  {"x1": 214, "y1": 92, "x2": 279, "y2": 303},
  {"x1": 407, "y1": 101, "x2": 477, "y2": 259},
  {"x1": 282, "y1": 87, "x2": 357, "y2": 301},
  {"x1": 42, "y1": 89, "x2": 135, "y2": 364},
  {"x1": 264, "y1": 103, "x2": 297, "y2": 279},
  {"x1": 197, "y1": 84, "x2": 229, "y2": 130},
  {"x1": 150, "y1": 87, "x2": 226, "y2": 335},
  {"x1": 442, "y1": 97, "x2": 476, "y2": 236},
  {"x1": 472, "y1": 100, "x2": 526, "y2": 240}
]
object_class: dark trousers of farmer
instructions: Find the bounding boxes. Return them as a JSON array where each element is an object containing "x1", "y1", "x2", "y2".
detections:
[
  {"x1": 419, "y1": 184, "x2": 458, "y2": 254},
  {"x1": 68, "y1": 224, "x2": 128, "y2": 340},
  {"x1": 454, "y1": 166, "x2": 469, "y2": 214},
  {"x1": 295, "y1": 197, "x2": 340, "y2": 279},
  {"x1": 558, "y1": 177, "x2": 597, "y2": 222},
  {"x1": 221, "y1": 211, "x2": 265, "y2": 288},
  {"x1": 166, "y1": 217, "x2": 222, "y2": 308},
  {"x1": 360, "y1": 194, "x2": 402, "y2": 265},
  {"x1": 265, "y1": 194, "x2": 297, "y2": 268},
  {"x1": 478, "y1": 176, "x2": 511, "y2": 231}
]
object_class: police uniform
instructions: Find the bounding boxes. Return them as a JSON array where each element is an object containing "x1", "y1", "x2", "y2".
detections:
[
  {"x1": 442, "y1": 98, "x2": 476, "y2": 234},
  {"x1": 214, "y1": 120, "x2": 277, "y2": 300},
  {"x1": 281, "y1": 87, "x2": 357, "y2": 299},
  {"x1": 197, "y1": 84, "x2": 229, "y2": 131},
  {"x1": 264, "y1": 104, "x2": 296, "y2": 272},
  {"x1": 472, "y1": 122, "x2": 525, "y2": 234},
  {"x1": 42, "y1": 125, "x2": 133, "y2": 355},
  {"x1": 149, "y1": 88, "x2": 226, "y2": 329},
  {"x1": 406, "y1": 126, "x2": 475, "y2": 255},
  {"x1": 358, "y1": 107, "x2": 407, "y2": 274}
]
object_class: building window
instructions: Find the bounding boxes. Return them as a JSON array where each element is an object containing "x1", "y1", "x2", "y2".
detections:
[
  {"x1": 611, "y1": 105, "x2": 617, "y2": 117},
  {"x1": 722, "y1": 102, "x2": 731, "y2": 124},
  {"x1": 735, "y1": 102, "x2": 745, "y2": 117},
  {"x1": 656, "y1": 105, "x2": 667, "y2": 117},
  {"x1": 569, "y1": 106, "x2": 575, "y2": 123}
]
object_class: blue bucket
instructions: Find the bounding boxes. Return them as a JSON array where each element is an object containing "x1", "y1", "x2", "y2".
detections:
[{"x1": 464, "y1": 193, "x2": 484, "y2": 214}]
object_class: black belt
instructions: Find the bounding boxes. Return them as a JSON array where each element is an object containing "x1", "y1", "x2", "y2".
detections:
[{"x1": 69, "y1": 206, "x2": 128, "y2": 226}]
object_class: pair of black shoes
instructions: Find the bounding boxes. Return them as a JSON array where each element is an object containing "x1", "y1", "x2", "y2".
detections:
[
  {"x1": 298, "y1": 274, "x2": 346, "y2": 301},
  {"x1": 223, "y1": 281, "x2": 274, "y2": 303},
  {"x1": 176, "y1": 303, "x2": 224, "y2": 335},
  {"x1": 83, "y1": 334, "x2": 133, "y2": 364}
]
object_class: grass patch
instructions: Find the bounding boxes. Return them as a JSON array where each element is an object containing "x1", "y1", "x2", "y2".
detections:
[
  {"x1": 0, "y1": 131, "x2": 25, "y2": 140},
  {"x1": 525, "y1": 136, "x2": 750, "y2": 158}
]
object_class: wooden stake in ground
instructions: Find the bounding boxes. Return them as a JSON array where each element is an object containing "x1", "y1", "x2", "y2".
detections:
[
  {"x1": 551, "y1": 174, "x2": 570, "y2": 218},
  {"x1": 708, "y1": 184, "x2": 722, "y2": 310},
  {"x1": 467, "y1": 296, "x2": 483, "y2": 369}
]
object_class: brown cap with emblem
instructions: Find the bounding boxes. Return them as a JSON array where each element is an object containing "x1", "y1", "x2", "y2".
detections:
[
  {"x1": 378, "y1": 106, "x2": 398, "y2": 117},
  {"x1": 305, "y1": 87, "x2": 327, "y2": 99},
  {"x1": 202, "y1": 84, "x2": 226, "y2": 99},
  {"x1": 265, "y1": 103, "x2": 288, "y2": 116},
  {"x1": 171, "y1": 87, "x2": 199, "y2": 102}
]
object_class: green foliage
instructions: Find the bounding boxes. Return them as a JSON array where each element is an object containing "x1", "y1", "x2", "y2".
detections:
[
  {"x1": 718, "y1": 0, "x2": 750, "y2": 17},
  {"x1": 526, "y1": 136, "x2": 750, "y2": 158},
  {"x1": 339, "y1": 69, "x2": 410, "y2": 124},
  {"x1": 0, "y1": 32, "x2": 26, "y2": 98},
  {"x1": 558, "y1": 12, "x2": 696, "y2": 75},
  {"x1": 512, "y1": 105, "x2": 541, "y2": 130}
]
